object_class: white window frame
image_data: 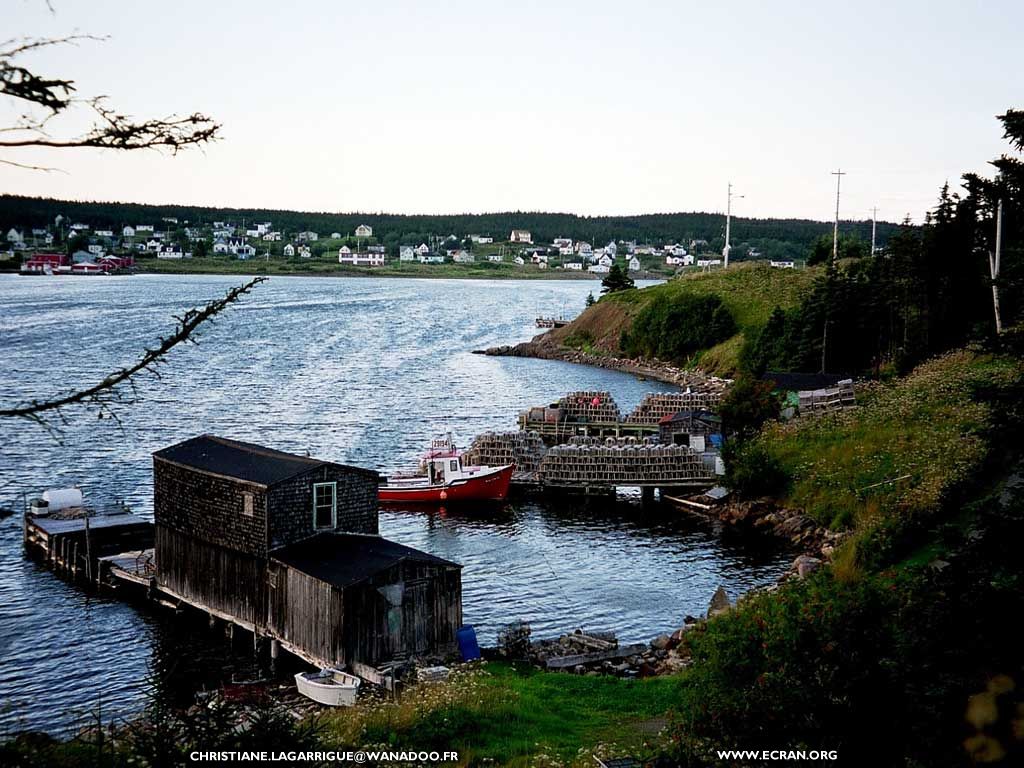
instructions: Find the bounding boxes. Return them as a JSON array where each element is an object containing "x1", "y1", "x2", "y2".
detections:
[{"x1": 313, "y1": 482, "x2": 337, "y2": 530}]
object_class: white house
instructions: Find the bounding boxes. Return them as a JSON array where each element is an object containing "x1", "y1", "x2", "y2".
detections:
[
  {"x1": 562, "y1": 261, "x2": 584, "y2": 271},
  {"x1": 136, "y1": 225, "x2": 154, "y2": 233},
  {"x1": 94, "y1": 229, "x2": 114, "y2": 238},
  {"x1": 605, "y1": 241, "x2": 618, "y2": 257},
  {"x1": 298, "y1": 245, "x2": 312, "y2": 258},
  {"x1": 355, "y1": 224, "x2": 373, "y2": 238},
  {"x1": 576, "y1": 241, "x2": 593, "y2": 258},
  {"x1": 666, "y1": 244, "x2": 687, "y2": 257},
  {"x1": 235, "y1": 244, "x2": 256, "y2": 259},
  {"x1": 697, "y1": 258, "x2": 723, "y2": 267},
  {"x1": 666, "y1": 255, "x2": 695, "y2": 267},
  {"x1": 418, "y1": 252, "x2": 444, "y2": 264},
  {"x1": 262, "y1": 231, "x2": 282, "y2": 241},
  {"x1": 553, "y1": 237, "x2": 573, "y2": 250},
  {"x1": 145, "y1": 239, "x2": 163, "y2": 252},
  {"x1": 331, "y1": 232, "x2": 342, "y2": 239},
  {"x1": 451, "y1": 250, "x2": 474, "y2": 263},
  {"x1": 6, "y1": 228, "x2": 23, "y2": 243},
  {"x1": 628, "y1": 257, "x2": 641, "y2": 272},
  {"x1": 588, "y1": 264, "x2": 610, "y2": 274},
  {"x1": 510, "y1": 229, "x2": 532, "y2": 244},
  {"x1": 513, "y1": 255, "x2": 525, "y2": 266},
  {"x1": 283, "y1": 244, "x2": 296, "y2": 257},
  {"x1": 415, "y1": 243, "x2": 431, "y2": 255},
  {"x1": 770, "y1": 260, "x2": 796, "y2": 269},
  {"x1": 531, "y1": 253, "x2": 549, "y2": 265},
  {"x1": 598, "y1": 254, "x2": 613, "y2": 267},
  {"x1": 213, "y1": 240, "x2": 230, "y2": 255},
  {"x1": 296, "y1": 231, "x2": 318, "y2": 242},
  {"x1": 399, "y1": 246, "x2": 416, "y2": 261},
  {"x1": 487, "y1": 253, "x2": 503, "y2": 263},
  {"x1": 469, "y1": 234, "x2": 494, "y2": 244},
  {"x1": 157, "y1": 246, "x2": 186, "y2": 260},
  {"x1": 339, "y1": 247, "x2": 385, "y2": 266},
  {"x1": 69, "y1": 223, "x2": 90, "y2": 232},
  {"x1": 87, "y1": 244, "x2": 105, "y2": 256}
]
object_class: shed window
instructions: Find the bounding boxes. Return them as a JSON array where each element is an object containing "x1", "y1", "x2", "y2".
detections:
[
  {"x1": 242, "y1": 492, "x2": 254, "y2": 517},
  {"x1": 313, "y1": 482, "x2": 337, "y2": 529}
]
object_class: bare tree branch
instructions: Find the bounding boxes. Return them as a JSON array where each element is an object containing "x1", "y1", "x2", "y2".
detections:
[
  {"x1": 1, "y1": 34, "x2": 220, "y2": 161},
  {"x1": 0, "y1": 156, "x2": 66, "y2": 172},
  {"x1": 0, "y1": 278, "x2": 267, "y2": 429}
]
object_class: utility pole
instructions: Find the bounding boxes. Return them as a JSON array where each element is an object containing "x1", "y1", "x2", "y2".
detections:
[
  {"x1": 723, "y1": 182, "x2": 743, "y2": 268},
  {"x1": 990, "y1": 199, "x2": 1004, "y2": 334},
  {"x1": 870, "y1": 206, "x2": 878, "y2": 256},
  {"x1": 831, "y1": 169, "x2": 846, "y2": 265}
]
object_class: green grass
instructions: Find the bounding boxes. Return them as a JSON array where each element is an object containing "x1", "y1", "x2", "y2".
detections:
[
  {"x1": 319, "y1": 662, "x2": 682, "y2": 767},
  {"x1": 755, "y1": 349, "x2": 1024, "y2": 532},
  {"x1": 137, "y1": 257, "x2": 599, "y2": 280},
  {"x1": 548, "y1": 262, "x2": 819, "y2": 374}
]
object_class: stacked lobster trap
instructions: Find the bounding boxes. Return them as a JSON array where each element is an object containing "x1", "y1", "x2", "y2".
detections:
[{"x1": 538, "y1": 440, "x2": 715, "y2": 486}]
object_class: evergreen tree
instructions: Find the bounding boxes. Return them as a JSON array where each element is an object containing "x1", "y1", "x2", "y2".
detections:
[{"x1": 601, "y1": 262, "x2": 635, "y2": 293}]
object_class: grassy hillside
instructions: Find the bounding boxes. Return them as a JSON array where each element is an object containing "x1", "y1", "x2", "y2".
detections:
[
  {"x1": 758, "y1": 349, "x2": 1023, "y2": 533},
  {"x1": 547, "y1": 262, "x2": 820, "y2": 374}
]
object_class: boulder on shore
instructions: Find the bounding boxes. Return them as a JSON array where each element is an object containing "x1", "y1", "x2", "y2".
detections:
[{"x1": 708, "y1": 585, "x2": 732, "y2": 617}]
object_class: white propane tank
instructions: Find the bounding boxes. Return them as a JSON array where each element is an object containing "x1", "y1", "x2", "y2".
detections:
[{"x1": 42, "y1": 487, "x2": 83, "y2": 512}]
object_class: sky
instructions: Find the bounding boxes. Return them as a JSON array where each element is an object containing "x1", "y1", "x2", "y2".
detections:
[{"x1": 1, "y1": 0, "x2": 1021, "y2": 224}]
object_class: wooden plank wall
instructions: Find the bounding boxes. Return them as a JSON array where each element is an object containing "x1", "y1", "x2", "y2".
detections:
[{"x1": 155, "y1": 526, "x2": 267, "y2": 627}]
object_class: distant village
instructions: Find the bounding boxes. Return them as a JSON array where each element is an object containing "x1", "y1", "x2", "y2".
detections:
[{"x1": 2, "y1": 215, "x2": 798, "y2": 275}]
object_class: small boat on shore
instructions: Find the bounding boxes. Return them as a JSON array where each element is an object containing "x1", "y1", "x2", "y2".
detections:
[
  {"x1": 380, "y1": 434, "x2": 514, "y2": 503},
  {"x1": 535, "y1": 316, "x2": 570, "y2": 328},
  {"x1": 294, "y1": 668, "x2": 361, "y2": 706}
]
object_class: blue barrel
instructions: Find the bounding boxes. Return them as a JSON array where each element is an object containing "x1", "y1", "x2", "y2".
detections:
[{"x1": 456, "y1": 625, "x2": 481, "y2": 661}]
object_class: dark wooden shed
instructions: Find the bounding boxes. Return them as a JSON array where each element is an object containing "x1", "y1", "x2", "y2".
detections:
[
  {"x1": 658, "y1": 410, "x2": 722, "y2": 449},
  {"x1": 152, "y1": 435, "x2": 462, "y2": 667},
  {"x1": 269, "y1": 534, "x2": 461, "y2": 667}
]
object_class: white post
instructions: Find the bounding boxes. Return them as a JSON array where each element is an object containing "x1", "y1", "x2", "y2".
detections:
[
  {"x1": 723, "y1": 182, "x2": 743, "y2": 268},
  {"x1": 990, "y1": 199, "x2": 1004, "y2": 335},
  {"x1": 831, "y1": 169, "x2": 846, "y2": 265}
]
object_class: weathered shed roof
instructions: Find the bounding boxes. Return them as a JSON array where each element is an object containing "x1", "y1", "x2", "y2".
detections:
[
  {"x1": 762, "y1": 371, "x2": 849, "y2": 392},
  {"x1": 271, "y1": 533, "x2": 460, "y2": 588},
  {"x1": 153, "y1": 435, "x2": 375, "y2": 487}
]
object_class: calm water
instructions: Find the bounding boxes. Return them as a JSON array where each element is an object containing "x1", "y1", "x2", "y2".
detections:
[{"x1": 0, "y1": 274, "x2": 789, "y2": 735}]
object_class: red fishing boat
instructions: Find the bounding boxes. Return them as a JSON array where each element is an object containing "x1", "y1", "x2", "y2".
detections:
[{"x1": 379, "y1": 434, "x2": 514, "y2": 503}]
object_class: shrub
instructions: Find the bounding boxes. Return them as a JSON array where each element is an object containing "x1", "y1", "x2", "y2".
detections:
[
  {"x1": 621, "y1": 293, "x2": 737, "y2": 363},
  {"x1": 723, "y1": 440, "x2": 789, "y2": 497}
]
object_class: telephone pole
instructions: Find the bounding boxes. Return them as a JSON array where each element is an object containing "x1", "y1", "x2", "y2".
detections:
[
  {"x1": 831, "y1": 169, "x2": 846, "y2": 264},
  {"x1": 723, "y1": 182, "x2": 744, "y2": 268},
  {"x1": 870, "y1": 206, "x2": 878, "y2": 256},
  {"x1": 990, "y1": 199, "x2": 1004, "y2": 334}
]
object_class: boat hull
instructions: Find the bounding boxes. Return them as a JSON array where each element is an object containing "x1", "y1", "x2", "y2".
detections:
[
  {"x1": 380, "y1": 464, "x2": 514, "y2": 503},
  {"x1": 294, "y1": 670, "x2": 360, "y2": 706}
]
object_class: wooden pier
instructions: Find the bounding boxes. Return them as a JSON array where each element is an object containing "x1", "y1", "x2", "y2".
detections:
[{"x1": 24, "y1": 508, "x2": 154, "y2": 585}]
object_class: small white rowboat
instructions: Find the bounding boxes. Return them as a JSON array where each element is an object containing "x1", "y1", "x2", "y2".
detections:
[{"x1": 294, "y1": 668, "x2": 361, "y2": 706}]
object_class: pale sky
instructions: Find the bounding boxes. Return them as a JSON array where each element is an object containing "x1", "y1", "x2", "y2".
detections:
[{"x1": 2, "y1": 0, "x2": 1021, "y2": 223}]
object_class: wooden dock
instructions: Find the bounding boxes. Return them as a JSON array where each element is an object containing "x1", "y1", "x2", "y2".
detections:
[{"x1": 24, "y1": 509, "x2": 154, "y2": 584}]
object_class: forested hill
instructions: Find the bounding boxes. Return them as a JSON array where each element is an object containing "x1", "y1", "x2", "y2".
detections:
[{"x1": 0, "y1": 195, "x2": 898, "y2": 260}]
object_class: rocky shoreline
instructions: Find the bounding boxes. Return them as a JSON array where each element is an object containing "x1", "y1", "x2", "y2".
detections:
[{"x1": 477, "y1": 338, "x2": 731, "y2": 390}]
